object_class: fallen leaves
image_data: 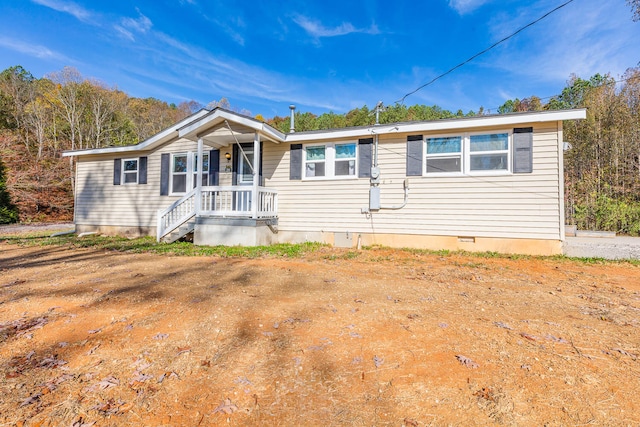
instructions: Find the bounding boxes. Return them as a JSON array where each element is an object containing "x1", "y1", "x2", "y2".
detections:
[
  {"x1": 91, "y1": 398, "x2": 127, "y2": 415},
  {"x1": 19, "y1": 392, "x2": 42, "y2": 407},
  {"x1": 213, "y1": 398, "x2": 238, "y2": 415},
  {"x1": 373, "y1": 355, "x2": 384, "y2": 368},
  {"x1": 0, "y1": 316, "x2": 49, "y2": 341},
  {"x1": 456, "y1": 355, "x2": 479, "y2": 369},
  {"x1": 85, "y1": 376, "x2": 119, "y2": 392},
  {"x1": 153, "y1": 333, "x2": 169, "y2": 340}
]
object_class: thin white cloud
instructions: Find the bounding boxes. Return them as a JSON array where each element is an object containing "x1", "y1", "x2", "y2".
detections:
[
  {"x1": 121, "y1": 10, "x2": 152, "y2": 34},
  {"x1": 31, "y1": 0, "x2": 92, "y2": 23},
  {"x1": 113, "y1": 25, "x2": 134, "y2": 41},
  {"x1": 114, "y1": 10, "x2": 152, "y2": 42},
  {"x1": 203, "y1": 15, "x2": 245, "y2": 46},
  {"x1": 292, "y1": 14, "x2": 379, "y2": 39},
  {"x1": 489, "y1": 0, "x2": 637, "y2": 82},
  {"x1": 448, "y1": 0, "x2": 492, "y2": 15},
  {"x1": 0, "y1": 35, "x2": 69, "y2": 61}
]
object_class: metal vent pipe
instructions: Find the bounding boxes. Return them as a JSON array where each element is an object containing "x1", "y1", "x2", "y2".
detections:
[{"x1": 289, "y1": 105, "x2": 296, "y2": 133}]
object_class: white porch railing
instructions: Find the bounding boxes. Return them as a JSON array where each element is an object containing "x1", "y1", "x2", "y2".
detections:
[
  {"x1": 199, "y1": 186, "x2": 278, "y2": 217},
  {"x1": 157, "y1": 186, "x2": 278, "y2": 241},
  {"x1": 156, "y1": 187, "x2": 197, "y2": 241}
]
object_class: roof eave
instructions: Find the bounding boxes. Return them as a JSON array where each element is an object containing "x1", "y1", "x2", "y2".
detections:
[
  {"x1": 284, "y1": 109, "x2": 587, "y2": 142},
  {"x1": 62, "y1": 108, "x2": 211, "y2": 157}
]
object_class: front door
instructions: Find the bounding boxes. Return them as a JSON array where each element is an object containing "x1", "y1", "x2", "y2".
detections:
[
  {"x1": 236, "y1": 143, "x2": 254, "y2": 185},
  {"x1": 232, "y1": 143, "x2": 254, "y2": 212}
]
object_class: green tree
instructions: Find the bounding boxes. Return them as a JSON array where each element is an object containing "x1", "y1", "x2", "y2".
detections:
[{"x1": 0, "y1": 157, "x2": 18, "y2": 224}]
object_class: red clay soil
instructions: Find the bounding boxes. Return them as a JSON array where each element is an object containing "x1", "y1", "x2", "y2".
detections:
[{"x1": 0, "y1": 242, "x2": 639, "y2": 426}]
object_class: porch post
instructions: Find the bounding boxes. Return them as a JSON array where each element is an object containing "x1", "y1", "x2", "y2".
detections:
[
  {"x1": 252, "y1": 132, "x2": 260, "y2": 219},
  {"x1": 196, "y1": 137, "x2": 203, "y2": 214}
]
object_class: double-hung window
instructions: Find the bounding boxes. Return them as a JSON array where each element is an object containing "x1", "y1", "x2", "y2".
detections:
[
  {"x1": 193, "y1": 153, "x2": 209, "y2": 187},
  {"x1": 420, "y1": 131, "x2": 513, "y2": 176},
  {"x1": 171, "y1": 153, "x2": 188, "y2": 193},
  {"x1": 122, "y1": 159, "x2": 139, "y2": 184},
  {"x1": 305, "y1": 145, "x2": 326, "y2": 178},
  {"x1": 304, "y1": 143, "x2": 357, "y2": 179},
  {"x1": 335, "y1": 143, "x2": 356, "y2": 176},
  {"x1": 425, "y1": 136, "x2": 462, "y2": 174},
  {"x1": 469, "y1": 133, "x2": 509, "y2": 172}
]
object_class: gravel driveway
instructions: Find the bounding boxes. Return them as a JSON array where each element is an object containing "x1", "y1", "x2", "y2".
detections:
[{"x1": 564, "y1": 235, "x2": 640, "y2": 260}]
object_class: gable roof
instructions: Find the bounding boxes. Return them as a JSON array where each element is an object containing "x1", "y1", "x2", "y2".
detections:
[{"x1": 63, "y1": 108, "x2": 586, "y2": 157}]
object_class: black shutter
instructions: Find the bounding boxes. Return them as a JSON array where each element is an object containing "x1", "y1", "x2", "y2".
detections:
[
  {"x1": 513, "y1": 127, "x2": 533, "y2": 173},
  {"x1": 406, "y1": 135, "x2": 423, "y2": 176},
  {"x1": 232, "y1": 144, "x2": 238, "y2": 185},
  {"x1": 209, "y1": 149, "x2": 220, "y2": 186},
  {"x1": 259, "y1": 141, "x2": 264, "y2": 186},
  {"x1": 358, "y1": 138, "x2": 373, "y2": 178},
  {"x1": 113, "y1": 158, "x2": 121, "y2": 185},
  {"x1": 138, "y1": 156, "x2": 147, "y2": 184},
  {"x1": 290, "y1": 143, "x2": 302, "y2": 180},
  {"x1": 160, "y1": 153, "x2": 170, "y2": 195}
]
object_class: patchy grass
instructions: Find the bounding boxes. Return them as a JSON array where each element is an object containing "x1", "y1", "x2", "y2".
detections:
[
  {"x1": 0, "y1": 232, "x2": 326, "y2": 258},
  {"x1": 1, "y1": 230, "x2": 639, "y2": 265}
]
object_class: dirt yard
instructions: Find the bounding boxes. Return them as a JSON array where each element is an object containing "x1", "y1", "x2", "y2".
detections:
[{"x1": 1, "y1": 241, "x2": 639, "y2": 426}]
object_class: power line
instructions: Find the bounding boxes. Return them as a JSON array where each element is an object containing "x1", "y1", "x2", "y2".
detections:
[{"x1": 394, "y1": 0, "x2": 576, "y2": 105}]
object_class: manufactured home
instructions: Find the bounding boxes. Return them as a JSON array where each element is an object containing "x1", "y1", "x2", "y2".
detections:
[{"x1": 63, "y1": 107, "x2": 586, "y2": 255}]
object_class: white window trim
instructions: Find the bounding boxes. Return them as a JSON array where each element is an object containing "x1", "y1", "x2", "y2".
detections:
[
  {"x1": 424, "y1": 135, "x2": 464, "y2": 176},
  {"x1": 302, "y1": 142, "x2": 358, "y2": 181},
  {"x1": 237, "y1": 146, "x2": 254, "y2": 185},
  {"x1": 122, "y1": 158, "x2": 139, "y2": 185},
  {"x1": 465, "y1": 130, "x2": 512, "y2": 175},
  {"x1": 193, "y1": 152, "x2": 210, "y2": 188},
  {"x1": 170, "y1": 152, "x2": 191, "y2": 195},
  {"x1": 422, "y1": 131, "x2": 513, "y2": 177}
]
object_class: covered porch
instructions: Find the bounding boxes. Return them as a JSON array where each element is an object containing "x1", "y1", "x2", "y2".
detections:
[{"x1": 156, "y1": 110, "x2": 283, "y2": 243}]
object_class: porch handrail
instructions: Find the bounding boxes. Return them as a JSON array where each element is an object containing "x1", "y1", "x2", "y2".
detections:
[
  {"x1": 157, "y1": 186, "x2": 278, "y2": 241},
  {"x1": 199, "y1": 186, "x2": 278, "y2": 218},
  {"x1": 156, "y1": 187, "x2": 197, "y2": 241}
]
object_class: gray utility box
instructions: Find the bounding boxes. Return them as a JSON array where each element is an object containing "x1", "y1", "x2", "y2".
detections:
[{"x1": 369, "y1": 187, "x2": 380, "y2": 211}]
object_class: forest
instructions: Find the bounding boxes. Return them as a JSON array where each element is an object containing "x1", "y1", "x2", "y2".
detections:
[{"x1": 0, "y1": 65, "x2": 639, "y2": 235}]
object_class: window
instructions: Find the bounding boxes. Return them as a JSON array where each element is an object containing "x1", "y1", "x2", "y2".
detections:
[
  {"x1": 304, "y1": 143, "x2": 357, "y2": 179},
  {"x1": 305, "y1": 146, "x2": 326, "y2": 177},
  {"x1": 420, "y1": 131, "x2": 512, "y2": 177},
  {"x1": 469, "y1": 133, "x2": 509, "y2": 172},
  {"x1": 171, "y1": 153, "x2": 188, "y2": 193},
  {"x1": 122, "y1": 159, "x2": 138, "y2": 184},
  {"x1": 335, "y1": 143, "x2": 356, "y2": 176},
  {"x1": 193, "y1": 153, "x2": 209, "y2": 188},
  {"x1": 425, "y1": 136, "x2": 462, "y2": 174},
  {"x1": 237, "y1": 146, "x2": 254, "y2": 184}
]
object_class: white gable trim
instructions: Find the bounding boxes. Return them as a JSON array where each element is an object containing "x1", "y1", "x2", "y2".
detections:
[{"x1": 62, "y1": 108, "x2": 211, "y2": 157}]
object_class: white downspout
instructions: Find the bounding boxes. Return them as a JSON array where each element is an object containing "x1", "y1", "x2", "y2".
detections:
[{"x1": 252, "y1": 132, "x2": 260, "y2": 219}]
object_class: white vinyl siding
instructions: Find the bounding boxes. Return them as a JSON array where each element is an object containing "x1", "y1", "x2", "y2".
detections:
[
  {"x1": 74, "y1": 138, "x2": 200, "y2": 229},
  {"x1": 263, "y1": 123, "x2": 562, "y2": 240}
]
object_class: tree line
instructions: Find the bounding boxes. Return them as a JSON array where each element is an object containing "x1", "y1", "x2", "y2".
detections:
[
  {"x1": 1, "y1": 64, "x2": 639, "y2": 236},
  {"x1": 0, "y1": 66, "x2": 199, "y2": 222}
]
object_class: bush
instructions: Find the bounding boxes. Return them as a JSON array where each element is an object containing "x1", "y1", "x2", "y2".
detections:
[
  {"x1": 573, "y1": 194, "x2": 640, "y2": 236},
  {"x1": 0, "y1": 158, "x2": 18, "y2": 224}
]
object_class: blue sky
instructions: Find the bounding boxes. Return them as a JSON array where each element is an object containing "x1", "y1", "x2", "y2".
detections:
[{"x1": 0, "y1": 0, "x2": 638, "y2": 118}]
